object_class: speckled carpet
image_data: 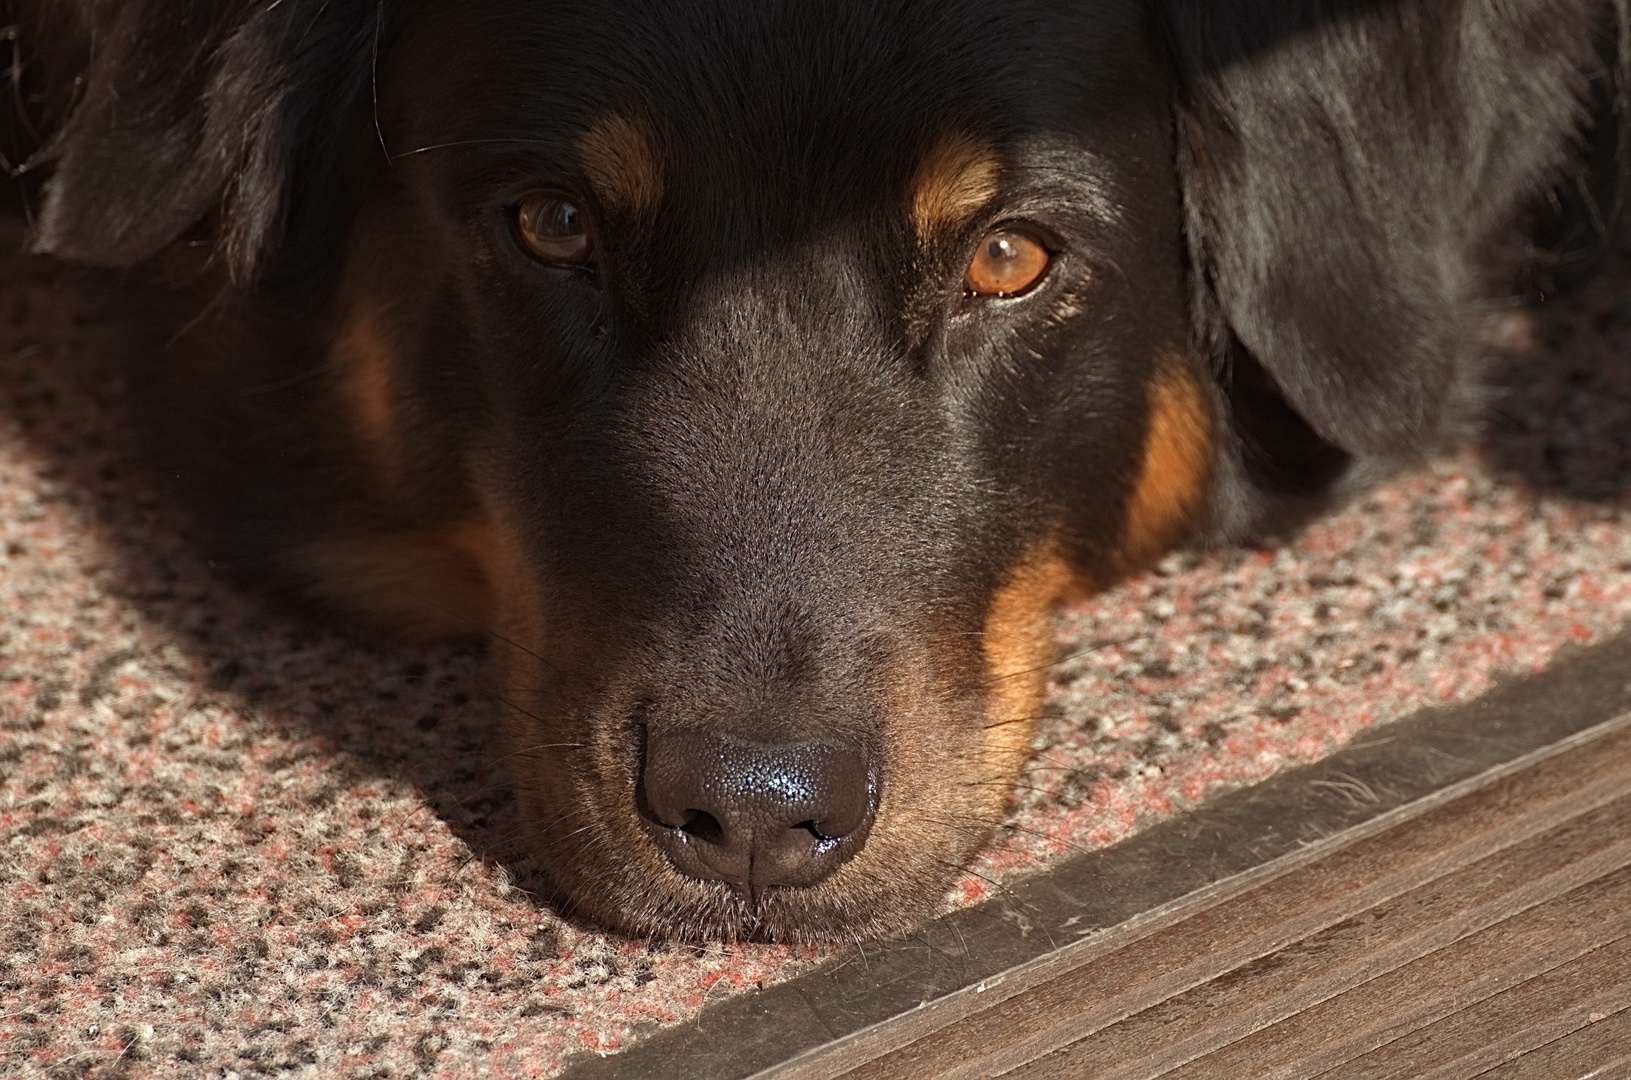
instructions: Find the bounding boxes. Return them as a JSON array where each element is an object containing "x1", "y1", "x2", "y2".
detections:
[{"x1": 6, "y1": 223, "x2": 1631, "y2": 1078}]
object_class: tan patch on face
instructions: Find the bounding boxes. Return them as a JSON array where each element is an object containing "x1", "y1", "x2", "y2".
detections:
[
  {"x1": 294, "y1": 496, "x2": 549, "y2": 650},
  {"x1": 331, "y1": 305, "x2": 398, "y2": 472},
  {"x1": 911, "y1": 132, "x2": 1002, "y2": 240},
  {"x1": 293, "y1": 518, "x2": 500, "y2": 642},
  {"x1": 1119, "y1": 360, "x2": 1212, "y2": 571},
  {"x1": 577, "y1": 112, "x2": 664, "y2": 218},
  {"x1": 476, "y1": 500, "x2": 549, "y2": 679},
  {"x1": 981, "y1": 541, "x2": 1089, "y2": 768}
]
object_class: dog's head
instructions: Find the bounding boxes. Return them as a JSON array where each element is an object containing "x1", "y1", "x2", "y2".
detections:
[{"x1": 24, "y1": 0, "x2": 1605, "y2": 938}]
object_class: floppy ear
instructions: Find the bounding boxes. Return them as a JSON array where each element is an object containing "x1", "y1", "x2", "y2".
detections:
[
  {"x1": 1160, "y1": 0, "x2": 1608, "y2": 458},
  {"x1": 25, "y1": 0, "x2": 382, "y2": 280}
]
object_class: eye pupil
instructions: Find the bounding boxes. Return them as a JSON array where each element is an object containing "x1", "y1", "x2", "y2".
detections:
[
  {"x1": 966, "y1": 227, "x2": 1049, "y2": 297},
  {"x1": 549, "y1": 202, "x2": 578, "y2": 236},
  {"x1": 515, "y1": 192, "x2": 594, "y2": 265}
]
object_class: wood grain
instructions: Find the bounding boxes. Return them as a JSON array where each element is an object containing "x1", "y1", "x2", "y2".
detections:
[
  {"x1": 1125, "y1": 865, "x2": 1631, "y2": 1079},
  {"x1": 1331, "y1": 936, "x2": 1631, "y2": 1079},
  {"x1": 1016, "y1": 853, "x2": 1631, "y2": 1079},
  {"x1": 1478, "y1": 1005, "x2": 1631, "y2": 1078}
]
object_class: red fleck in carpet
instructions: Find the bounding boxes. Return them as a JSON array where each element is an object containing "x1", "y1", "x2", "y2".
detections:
[{"x1": 6, "y1": 228, "x2": 1631, "y2": 1078}]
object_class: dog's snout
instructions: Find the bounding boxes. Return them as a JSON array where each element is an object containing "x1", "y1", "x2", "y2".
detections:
[{"x1": 642, "y1": 732, "x2": 875, "y2": 891}]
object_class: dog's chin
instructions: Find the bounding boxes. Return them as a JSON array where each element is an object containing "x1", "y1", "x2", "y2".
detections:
[{"x1": 540, "y1": 829, "x2": 983, "y2": 944}]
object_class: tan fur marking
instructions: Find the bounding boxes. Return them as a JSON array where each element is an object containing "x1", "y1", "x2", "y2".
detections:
[
  {"x1": 294, "y1": 496, "x2": 552, "y2": 658},
  {"x1": 332, "y1": 306, "x2": 398, "y2": 470},
  {"x1": 981, "y1": 542, "x2": 1088, "y2": 766},
  {"x1": 477, "y1": 501, "x2": 548, "y2": 673},
  {"x1": 577, "y1": 113, "x2": 664, "y2": 217},
  {"x1": 911, "y1": 133, "x2": 1002, "y2": 239},
  {"x1": 1120, "y1": 362, "x2": 1212, "y2": 570},
  {"x1": 295, "y1": 518, "x2": 503, "y2": 643}
]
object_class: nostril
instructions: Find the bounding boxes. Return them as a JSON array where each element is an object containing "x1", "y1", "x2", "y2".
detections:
[
  {"x1": 678, "y1": 810, "x2": 723, "y2": 845},
  {"x1": 804, "y1": 782, "x2": 870, "y2": 841},
  {"x1": 798, "y1": 819, "x2": 852, "y2": 858}
]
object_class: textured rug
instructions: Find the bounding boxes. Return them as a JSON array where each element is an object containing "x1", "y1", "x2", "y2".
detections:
[{"x1": 6, "y1": 223, "x2": 1631, "y2": 1079}]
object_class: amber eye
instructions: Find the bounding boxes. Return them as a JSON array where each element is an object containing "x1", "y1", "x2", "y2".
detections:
[
  {"x1": 965, "y1": 227, "x2": 1050, "y2": 297},
  {"x1": 514, "y1": 192, "x2": 594, "y2": 265}
]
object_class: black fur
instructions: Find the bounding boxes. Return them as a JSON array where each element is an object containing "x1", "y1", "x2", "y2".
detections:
[
  {"x1": 17, "y1": 0, "x2": 379, "y2": 278},
  {"x1": 1166, "y1": 0, "x2": 1610, "y2": 532},
  {"x1": 7, "y1": 0, "x2": 1620, "y2": 940}
]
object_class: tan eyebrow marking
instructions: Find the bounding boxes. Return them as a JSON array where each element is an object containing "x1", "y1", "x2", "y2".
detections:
[
  {"x1": 576, "y1": 112, "x2": 664, "y2": 217},
  {"x1": 911, "y1": 132, "x2": 1003, "y2": 240}
]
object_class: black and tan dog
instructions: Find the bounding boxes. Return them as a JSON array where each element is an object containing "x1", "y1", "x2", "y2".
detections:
[{"x1": 6, "y1": 0, "x2": 1620, "y2": 940}]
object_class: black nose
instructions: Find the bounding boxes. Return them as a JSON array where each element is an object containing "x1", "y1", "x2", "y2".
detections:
[{"x1": 641, "y1": 731, "x2": 875, "y2": 891}]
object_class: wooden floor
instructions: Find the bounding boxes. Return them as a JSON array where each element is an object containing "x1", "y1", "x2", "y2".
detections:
[
  {"x1": 566, "y1": 640, "x2": 1631, "y2": 1080},
  {"x1": 837, "y1": 721, "x2": 1631, "y2": 1079}
]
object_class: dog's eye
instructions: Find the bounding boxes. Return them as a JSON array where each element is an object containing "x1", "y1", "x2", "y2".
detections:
[
  {"x1": 514, "y1": 192, "x2": 594, "y2": 265},
  {"x1": 965, "y1": 227, "x2": 1049, "y2": 297}
]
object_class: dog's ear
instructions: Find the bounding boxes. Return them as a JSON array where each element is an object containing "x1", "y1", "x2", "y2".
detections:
[
  {"x1": 26, "y1": 0, "x2": 381, "y2": 280},
  {"x1": 1161, "y1": 0, "x2": 1606, "y2": 458}
]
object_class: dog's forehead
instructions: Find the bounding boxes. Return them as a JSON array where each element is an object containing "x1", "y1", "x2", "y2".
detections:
[{"x1": 393, "y1": 0, "x2": 1157, "y2": 216}]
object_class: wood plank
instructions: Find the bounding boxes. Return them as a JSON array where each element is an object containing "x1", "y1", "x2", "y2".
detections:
[
  {"x1": 1478, "y1": 1005, "x2": 1631, "y2": 1079},
  {"x1": 836, "y1": 725, "x2": 1631, "y2": 1080},
  {"x1": 1013, "y1": 860, "x2": 1631, "y2": 1079},
  {"x1": 1147, "y1": 868, "x2": 1631, "y2": 1079},
  {"x1": 1329, "y1": 936, "x2": 1631, "y2": 1079}
]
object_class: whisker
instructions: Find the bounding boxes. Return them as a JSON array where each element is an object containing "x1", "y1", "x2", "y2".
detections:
[
  {"x1": 976, "y1": 639, "x2": 1112, "y2": 690},
  {"x1": 454, "y1": 826, "x2": 534, "y2": 873},
  {"x1": 370, "y1": 0, "x2": 389, "y2": 162},
  {"x1": 979, "y1": 711, "x2": 1052, "y2": 731},
  {"x1": 1015, "y1": 760, "x2": 1109, "y2": 776},
  {"x1": 164, "y1": 285, "x2": 232, "y2": 348},
  {"x1": 920, "y1": 853, "x2": 1032, "y2": 911},
  {"x1": 390, "y1": 136, "x2": 554, "y2": 161},
  {"x1": 919, "y1": 808, "x2": 1095, "y2": 860},
  {"x1": 960, "y1": 780, "x2": 1055, "y2": 796},
  {"x1": 394, "y1": 672, "x2": 572, "y2": 729},
  {"x1": 396, "y1": 588, "x2": 564, "y2": 674}
]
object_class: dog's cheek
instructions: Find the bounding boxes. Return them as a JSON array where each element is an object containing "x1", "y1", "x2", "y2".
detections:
[
  {"x1": 1113, "y1": 358, "x2": 1213, "y2": 573},
  {"x1": 288, "y1": 520, "x2": 498, "y2": 642},
  {"x1": 471, "y1": 513, "x2": 700, "y2": 933},
  {"x1": 981, "y1": 541, "x2": 1091, "y2": 793},
  {"x1": 467, "y1": 504, "x2": 606, "y2": 882},
  {"x1": 917, "y1": 361, "x2": 1211, "y2": 878},
  {"x1": 877, "y1": 671, "x2": 1004, "y2": 918}
]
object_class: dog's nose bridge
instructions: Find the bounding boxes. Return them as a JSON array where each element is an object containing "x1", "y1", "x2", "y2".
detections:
[{"x1": 642, "y1": 730, "x2": 875, "y2": 891}]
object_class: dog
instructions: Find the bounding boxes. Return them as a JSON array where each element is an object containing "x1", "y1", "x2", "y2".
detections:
[{"x1": 5, "y1": 0, "x2": 1619, "y2": 941}]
